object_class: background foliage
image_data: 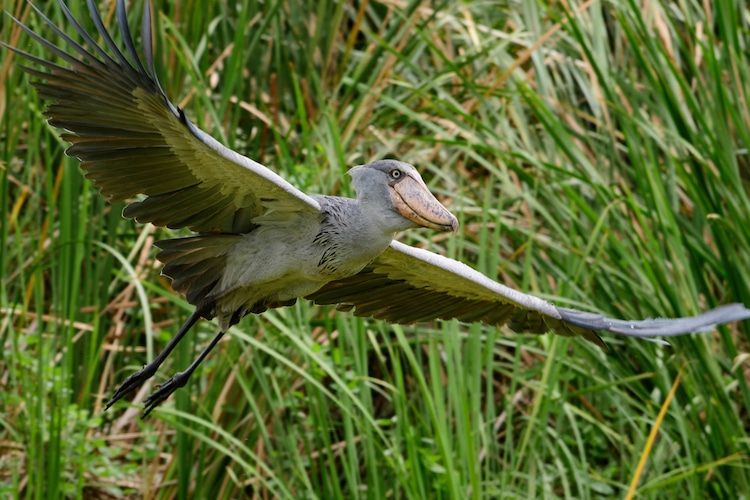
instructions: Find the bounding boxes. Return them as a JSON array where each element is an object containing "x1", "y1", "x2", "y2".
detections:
[{"x1": 2, "y1": 0, "x2": 750, "y2": 497}]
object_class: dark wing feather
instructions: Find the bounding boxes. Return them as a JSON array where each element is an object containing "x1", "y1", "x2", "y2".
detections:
[
  {"x1": 5, "y1": 0, "x2": 320, "y2": 233},
  {"x1": 309, "y1": 241, "x2": 750, "y2": 349}
]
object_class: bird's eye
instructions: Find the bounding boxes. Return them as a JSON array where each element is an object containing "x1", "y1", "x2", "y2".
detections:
[{"x1": 390, "y1": 169, "x2": 402, "y2": 179}]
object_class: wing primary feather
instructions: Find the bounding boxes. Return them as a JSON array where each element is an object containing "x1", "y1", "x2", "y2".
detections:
[
  {"x1": 47, "y1": 0, "x2": 103, "y2": 59},
  {"x1": 140, "y1": 0, "x2": 174, "y2": 114},
  {"x1": 56, "y1": 0, "x2": 112, "y2": 63},
  {"x1": 5, "y1": 12, "x2": 94, "y2": 70},
  {"x1": 116, "y1": 0, "x2": 148, "y2": 76},
  {"x1": 85, "y1": 0, "x2": 131, "y2": 68}
]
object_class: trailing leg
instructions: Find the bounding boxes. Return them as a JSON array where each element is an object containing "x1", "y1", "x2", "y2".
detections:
[
  {"x1": 141, "y1": 326, "x2": 228, "y2": 417},
  {"x1": 105, "y1": 307, "x2": 206, "y2": 410}
]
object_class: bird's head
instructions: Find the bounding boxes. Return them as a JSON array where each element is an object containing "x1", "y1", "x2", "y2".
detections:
[{"x1": 348, "y1": 160, "x2": 458, "y2": 233}]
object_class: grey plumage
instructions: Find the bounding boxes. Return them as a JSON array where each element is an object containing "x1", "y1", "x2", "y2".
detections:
[{"x1": 6, "y1": 0, "x2": 749, "y2": 417}]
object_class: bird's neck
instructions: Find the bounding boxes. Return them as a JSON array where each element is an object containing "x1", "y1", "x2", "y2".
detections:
[{"x1": 313, "y1": 196, "x2": 396, "y2": 275}]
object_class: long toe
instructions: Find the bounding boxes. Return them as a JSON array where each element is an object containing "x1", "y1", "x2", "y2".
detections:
[
  {"x1": 105, "y1": 364, "x2": 159, "y2": 410},
  {"x1": 141, "y1": 371, "x2": 190, "y2": 418}
]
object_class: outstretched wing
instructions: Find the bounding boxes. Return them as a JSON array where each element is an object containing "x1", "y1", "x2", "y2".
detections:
[
  {"x1": 308, "y1": 240, "x2": 750, "y2": 348},
  {"x1": 6, "y1": 0, "x2": 320, "y2": 233}
]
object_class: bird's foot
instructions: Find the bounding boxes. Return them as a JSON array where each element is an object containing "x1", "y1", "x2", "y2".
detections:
[
  {"x1": 141, "y1": 371, "x2": 190, "y2": 418},
  {"x1": 105, "y1": 364, "x2": 159, "y2": 411}
]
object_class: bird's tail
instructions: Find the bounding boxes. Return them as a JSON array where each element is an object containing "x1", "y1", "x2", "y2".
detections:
[{"x1": 155, "y1": 235, "x2": 241, "y2": 306}]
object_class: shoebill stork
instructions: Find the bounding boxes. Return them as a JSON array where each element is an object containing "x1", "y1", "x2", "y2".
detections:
[{"x1": 7, "y1": 0, "x2": 750, "y2": 417}]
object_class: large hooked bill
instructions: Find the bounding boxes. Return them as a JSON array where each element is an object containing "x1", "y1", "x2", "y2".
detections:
[{"x1": 390, "y1": 172, "x2": 459, "y2": 233}]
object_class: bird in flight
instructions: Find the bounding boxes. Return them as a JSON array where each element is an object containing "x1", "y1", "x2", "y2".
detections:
[{"x1": 7, "y1": 0, "x2": 750, "y2": 417}]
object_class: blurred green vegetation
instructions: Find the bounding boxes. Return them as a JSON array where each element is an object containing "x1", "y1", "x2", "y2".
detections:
[{"x1": 1, "y1": 0, "x2": 749, "y2": 498}]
